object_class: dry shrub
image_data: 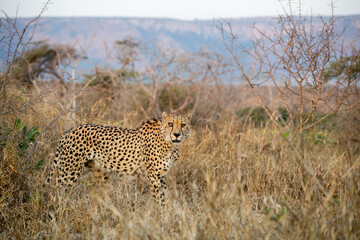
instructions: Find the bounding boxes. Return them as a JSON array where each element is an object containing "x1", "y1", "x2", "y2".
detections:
[
  {"x1": 1, "y1": 2, "x2": 360, "y2": 239},
  {"x1": 0, "y1": 86, "x2": 359, "y2": 238}
]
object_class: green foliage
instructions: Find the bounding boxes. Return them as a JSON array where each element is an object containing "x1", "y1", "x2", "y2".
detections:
[
  {"x1": 19, "y1": 125, "x2": 40, "y2": 155},
  {"x1": 292, "y1": 112, "x2": 334, "y2": 130},
  {"x1": 0, "y1": 119, "x2": 40, "y2": 156},
  {"x1": 84, "y1": 68, "x2": 137, "y2": 87},
  {"x1": 282, "y1": 129, "x2": 326, "y2": 144},
  {"x1": 282, "y1": 129, "x2": 290, "y2": 139},
  {"x1": 159, "y1": 85, "x2": 195, "y2": 113},
  {"x1": 270, "y1": 208, "x2": 286, "y2": 222},
  {"x1": 324, "y1": 53, "x2": 360, "y2": 81},
  {"x1": 34, "y1": 158, "x2": 44, "y2": 170},
  {"x1": 307, "y1": 131, "x2": 326, "y2": 144},
  {"x1": 236, "y1": 107, "x2": 289, "y2": 127},
  {"x1": 237, "y1": 106, "x2": 335, "y2": 132},
  {"x1": 278, "y1": 108, "x2": 290, "y2": 124},
  {"x1": 236, "y1": 107, "x2": 269, "y2": 127},
  {"x1": 115, "y1": 37, "x2": 140, "y2": 67},
  {"x1": 13, "y1": 41, "x2": 76, "y2": 85}
]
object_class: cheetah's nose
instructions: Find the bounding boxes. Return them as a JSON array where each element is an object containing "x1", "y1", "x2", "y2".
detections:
[{"x1": 174, "y1": 133, "x2": 180, "y2": 138}]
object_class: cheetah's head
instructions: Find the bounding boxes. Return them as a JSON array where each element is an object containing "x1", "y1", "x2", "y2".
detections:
[{"x1": 161, "y1": 112, "x2": 192, "y2": 144}]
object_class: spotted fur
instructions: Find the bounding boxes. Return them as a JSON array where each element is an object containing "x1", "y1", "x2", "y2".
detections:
[{"x1": 47, "y1": 112, "x2": 191, "y2": 206}]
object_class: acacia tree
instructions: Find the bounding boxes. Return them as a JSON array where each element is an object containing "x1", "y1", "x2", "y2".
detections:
[
  {"x1": 217, "y1": 1, "x2": 358, "y2": 136},
  {"x1": 12, "y1": 41, "x2": 77, "y2": 87},
  {"x1": 325, "y1": 50, "x2": 360, "y2": 81}
]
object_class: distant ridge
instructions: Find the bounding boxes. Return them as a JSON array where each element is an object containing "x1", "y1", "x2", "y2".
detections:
[{"x1": 5, "y1": 15, "x2": 360, "y2": 68}]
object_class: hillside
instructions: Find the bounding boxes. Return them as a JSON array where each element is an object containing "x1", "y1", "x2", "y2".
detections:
[{"x1": 9, "y1": 15, "x2": 360, "y2": 68}]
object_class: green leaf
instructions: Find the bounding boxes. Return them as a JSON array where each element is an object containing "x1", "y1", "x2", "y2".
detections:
[
  {"x1": 18, "y1": 141, "x2": 29, "y2": 153},
  {"x1": 26, "y1": 126, "x2": 40, "y2": 142},
  {"x1": 35, "y1": 158, "x2": 44, "y2": 170},
  {"x1": 283, "y1": 130, "x2": 290, "y2": 139},
  {"x1": 14, "y1": 119, "x2": 24, "y2": 131},
  {"x1": 264, "y1": 208, "x2": 270, "y2": 214}
]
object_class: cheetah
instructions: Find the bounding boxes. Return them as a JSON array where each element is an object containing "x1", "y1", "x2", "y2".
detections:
[{"x1": 47, "y1": 112, "x2": 191, "y2": 206}]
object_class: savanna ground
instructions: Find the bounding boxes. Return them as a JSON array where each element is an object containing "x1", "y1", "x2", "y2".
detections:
[
  {"x1": 1, "y1": 2, "x2": 360, "y2": 239},
  {"x1": 1, "y1": 78, "x2": 360, "y2": 239}
]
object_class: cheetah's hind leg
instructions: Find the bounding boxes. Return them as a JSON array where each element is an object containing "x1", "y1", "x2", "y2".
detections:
[{"x1": 85, "y1": 160, "x2": 110, "y2": 184}]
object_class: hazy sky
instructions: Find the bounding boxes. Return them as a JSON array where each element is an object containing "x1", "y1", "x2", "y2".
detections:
[{"x1": 1, "y1": 0, "x2": 359, "y2": 20}]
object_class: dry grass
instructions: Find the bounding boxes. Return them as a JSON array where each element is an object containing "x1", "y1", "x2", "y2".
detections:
[
  {"x1": 0, "y1": 85, "x2": 359, "y2": 240},
  {"x1": 1, "y1": 5, "x2": 359, "y2": 238}
]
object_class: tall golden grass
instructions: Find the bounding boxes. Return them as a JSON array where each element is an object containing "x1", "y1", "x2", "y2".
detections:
[{"x1": 1, "y1": 85, "x2": 359, "y2": 239}]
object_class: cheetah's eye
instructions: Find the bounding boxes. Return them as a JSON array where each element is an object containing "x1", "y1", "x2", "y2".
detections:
[
  {"x1": 181, "y1": 124, "x2": 186, "y2": 128},
  {"x1": 168, "y1": 122, "x2": 173, "y2": 127}
]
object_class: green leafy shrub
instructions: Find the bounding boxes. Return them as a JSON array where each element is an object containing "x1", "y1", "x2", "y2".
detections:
[
  {"x1": 236, "y1": 106, "x2": 334, "y2": 131},
  {"x1": 158, "y1": 85, "x2": 195, "y2": 113},
  {"x1": 0, "y1": 119, "x2": 40, "y2": 156},
  {"x1": 236, "y1": 107, "x2": 269, "y2": 127}
]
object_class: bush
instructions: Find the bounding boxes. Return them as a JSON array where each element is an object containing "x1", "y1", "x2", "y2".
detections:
[
  {"x1": 158, "y1": 85, "x2": 195, "y2": 113},
  {"x1": 236, "y1": 106, "x2": 269, "y2": 127},
  {"x1": 0, "y1": 118, "x2": 40, "y2": 157}
]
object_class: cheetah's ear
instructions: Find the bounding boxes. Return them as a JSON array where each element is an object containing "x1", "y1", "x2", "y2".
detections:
[
  {"x1": 185, "y1": 113, "x2": 192, "y2": 120},
  {"x1": 162, "y1": 111, "x2": 169, "y2": 119}
]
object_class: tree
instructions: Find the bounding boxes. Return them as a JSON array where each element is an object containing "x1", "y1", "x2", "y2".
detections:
[
  {"x1": 324, "y1": 49, "x2": 360, "y2": 82},
  {"x1": 87, "y1": 39, "x2": 236, "y2": 121},
  {"x1": 217, "y1": 1, "x2": 358, "y2": 133},
  {"x1": 217, "y1": 0, "x2": 360, "y2": 164},
  {"x1": 12, "y1": 41, "x2": 77, "y2": 86}
]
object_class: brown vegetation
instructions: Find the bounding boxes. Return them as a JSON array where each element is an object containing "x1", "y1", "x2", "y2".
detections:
[{"x1": 1, "y1": 1, "x2": 360, "y2": 239}]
